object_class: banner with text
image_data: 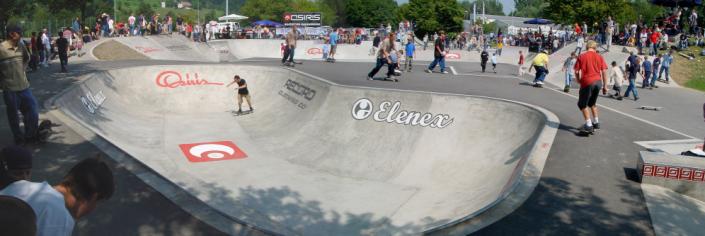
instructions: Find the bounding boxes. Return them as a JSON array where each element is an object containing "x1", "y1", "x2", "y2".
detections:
[{"x1": 283, "y1": 12, "x2": 322, "y2": 27}]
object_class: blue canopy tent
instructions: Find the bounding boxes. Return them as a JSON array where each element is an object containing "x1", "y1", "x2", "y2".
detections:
[
  {"x1": 523, "y1": 18, "x2": 553, "y2": 25},
  {"x1": 252, "y1": 20, "x2": 283, "y2": 27},
  {"x1": 650, "y1": 0, "x2": 702, "y2": 7}
]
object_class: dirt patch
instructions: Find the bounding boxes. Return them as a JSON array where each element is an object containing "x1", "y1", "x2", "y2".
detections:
[{"x1": 93, "y1": 40, "x2": 149, "y2": 61}]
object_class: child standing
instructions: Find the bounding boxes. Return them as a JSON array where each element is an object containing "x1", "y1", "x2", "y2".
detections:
[
  {"x1": 518, "y1": 50, "x2": 525, "y2": 76},
  {"x1": 562, "y1": 52, "x2": 577, "y2": 92},
  {"x1": 491, "y1": 53, "x2": 498, "y2": 73},
  {"x1": 609, "y1": 61, "x2": 625, "y2": 100},
  {"x1": 322, "y1": 41, "x2": 330, "y2": 60},
  {"x1": 641, "y1": 56, "x2": 652, "y2": 88},
  {"x1": 404, "y1": 39, "x2": 415, "y2": 72}
]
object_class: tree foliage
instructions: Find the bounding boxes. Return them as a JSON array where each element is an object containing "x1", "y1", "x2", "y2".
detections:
[
  {"x1": 460, "y1": 0, "x2": 505, "y2": 16},
  {"x1": 511, "y1": 0, "x2": 547, "y2": 18},
  {"x1": 544, "y1": 0, "x2": 631, "y2": 26},
  {"x1": 402, "y1": 0, "x2": 463, "y2": 38},
  {"x1": 239, "y1": 0, "x2": 337, "y2": 26},
  {"x1": 345, "y1": 0, "x2": 398, "y2": 28}
]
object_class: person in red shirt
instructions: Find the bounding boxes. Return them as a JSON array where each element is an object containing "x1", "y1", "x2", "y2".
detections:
[
  {"x1": 573, "y1": 40, "x2": 609, "y2": 134},
  {"x1": 649, "y1": 28, "x2": 661, "y2": 56},
  {"x1": 518, "y1": 50, "x2": 525, "y2": 76},
  {"x1": 575, "y1": 23, "x2": 582, "y2": 36}
]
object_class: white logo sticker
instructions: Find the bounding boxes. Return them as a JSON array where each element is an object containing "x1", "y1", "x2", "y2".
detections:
[
  {"x1": 351, "y1": 98, "x2": 454, "y2": 128},
  {"x1": 352, "y1": 98, "x2": 373, "y2": 120}
]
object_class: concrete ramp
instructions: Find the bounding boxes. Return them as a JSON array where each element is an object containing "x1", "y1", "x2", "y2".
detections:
[
  {"x1": 50, "y1": 65, "x2": 557, "y2": 235},
  {"x1": 109, "y1": 35, "x2": 219, "y2": 62}
]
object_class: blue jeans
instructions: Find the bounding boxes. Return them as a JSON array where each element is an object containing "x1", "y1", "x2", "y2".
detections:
[
  {"x1": 624, "y1": 78, "x2": 638, "y2": 98},
  {"x1": 428, "y1": 56, "x2": 446, "y2": 72},
  {"x1": 534, "y1": 65, "x2": 547, "y2": 83},
  {"x1": 368, "y1": 57, "x2": 393, "y2": 78},
  {"x1": 643, "y1": 72, "x2": 651, "y2": 88},
  {"x1": 282, "y1": 46, "x2": 295, "y2": 63},
  {"x1": 3, "y1": 89, "x2": 39, "y2": 141},
  {"x1": 565, "y1": 73, "x2": 574, "y2": 87},
  {"x1": 658, "y1": 66, "x2": 670, "y2": 81},
  {"x1": 651, "y1": 69, "x2": 659, "y2": 86}
]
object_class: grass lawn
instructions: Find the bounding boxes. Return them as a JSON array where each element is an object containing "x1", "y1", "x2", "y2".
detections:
[{"x1": 670, "y1": 44, "x2": 705, "y2": 92}]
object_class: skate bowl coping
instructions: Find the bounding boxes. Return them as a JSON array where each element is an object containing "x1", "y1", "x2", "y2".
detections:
[{"x1": 49, "y1": 64, "x2": 558, "y2": 235}]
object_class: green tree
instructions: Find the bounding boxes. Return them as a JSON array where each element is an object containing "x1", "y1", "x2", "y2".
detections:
[
  {"x1": 345, "y1": 0, "x2": 398, "y2": 28},
  {"x1": 136, "y1": 2, "x2": 156, "y2": 19},
  {"x1": 511, "y1": 0, "x2": 547, "y2": 18},
  {"x1": 627, "y1": 0, "x2": 665, "y2": 25},
  {"x1": 402, "y1": 0, "x2": 463, "y2": 38},
  {"x1": 544, "y1": 0, "x2": 630, "y2": 26},
  {"x1": 239, "y1": 0, "x2": 293, "y2": 22},
  {"x1": 322, "y1": 0, "x2": 346, "y2": 26},
  {"x1": 460, "y1": 0, "x2": 504, "y2": 16}
]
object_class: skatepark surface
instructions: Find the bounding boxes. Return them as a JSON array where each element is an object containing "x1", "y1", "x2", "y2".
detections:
[{"x1": 48, "y1": 64, "x2": 557, "y2": 235}]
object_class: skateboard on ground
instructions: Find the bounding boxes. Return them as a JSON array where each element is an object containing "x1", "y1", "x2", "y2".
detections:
[
  {"x1": 367, "y1": 75, "x2": 399, "y2": 82},
  {"x1": 640, "y1": 106, "x2": 662, "y2": 111},
  {"x1": 532, "y1": 83, "x2": 544, "y2": 88},
  {"x1": 577, "y1": 128, "x2": 593, "y2": 136},
  {"x1": 325, "y1": 58, "x2": 336, "y2": 63},
  {"x1": 609, "y1": 94, "x2": 624, "y2": 100},
  {"x1": 383, "y1": 77, "x2": 399, "y2": 82},
  {"x1": 231, "y1": 109, "x2": 254, "y2": 116}
]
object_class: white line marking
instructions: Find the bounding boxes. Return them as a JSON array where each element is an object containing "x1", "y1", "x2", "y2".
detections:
[
  {"x1": 449, "y1": 66, "x2": 458, "y2": 75},
  {"x1": 510, "y1": 76, "x2": 698, "y2": 139},
  {"x1": 456, "y1": 73, "x2": 520, "y2": 79}
]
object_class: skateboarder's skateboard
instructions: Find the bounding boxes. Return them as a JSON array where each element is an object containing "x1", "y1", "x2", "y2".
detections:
[
  {"x1": 532, "y1": 83, "x2": 544, "y2": 88},
  {"x1": 577, "y1": 129, "x2": 593, "y2": 136},
  {"x1": 609, "y1": 94, "x2": 619, "y2": 99},
  {"x1": 283, "y1": 61, "x2": 302, "y2": 67},
  {"x1": 325, "y1": 58, "x2": 336, "y2": 63},
  {"x1": 640, "y1": 106, "x2": 662, "y2": 111},
  {"x1": 231, "y1": 109, "x2": 253, "y2": 116}
]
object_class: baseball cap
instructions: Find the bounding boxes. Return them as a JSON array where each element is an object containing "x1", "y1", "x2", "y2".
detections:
[
  {"x1": 1, "y1": 146, "x2": 33, "y2": 170},
  {"x1": 6, "y1": 25, "x2": 22, "y2": 36}
]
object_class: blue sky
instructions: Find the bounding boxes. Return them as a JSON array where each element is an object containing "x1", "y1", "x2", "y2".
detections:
[{"x1": 395, "y1": 0, "x2": 516, "y2": 15}]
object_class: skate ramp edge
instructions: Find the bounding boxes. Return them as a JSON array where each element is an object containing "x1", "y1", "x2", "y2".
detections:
[{"x1": 49, "y1": 64, "x2": 558, "y2": 235}]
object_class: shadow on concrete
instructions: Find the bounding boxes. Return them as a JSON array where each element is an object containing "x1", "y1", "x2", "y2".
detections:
[
  {"x1": 474, "y1": 177, "x2": 654, "y2": 235},
  {"x1": 1, "y1": 61, "x2": 228, "y2": 236},
  {"x1": 180, "y1": 182, "x2": 433, "y2": 235}
]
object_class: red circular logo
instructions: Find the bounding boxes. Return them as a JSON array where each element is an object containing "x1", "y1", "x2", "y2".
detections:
[
  {"x1": 307, "y1": 48, "x2": 322, "y2": 55},
  {"x1": 445, "y1": 53, "x2": 461, "y2": 59}
]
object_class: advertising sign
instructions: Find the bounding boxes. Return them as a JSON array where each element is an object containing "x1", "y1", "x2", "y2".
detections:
[{"x1": 283, "y1": 12, "x2": 322, "y2": 27}]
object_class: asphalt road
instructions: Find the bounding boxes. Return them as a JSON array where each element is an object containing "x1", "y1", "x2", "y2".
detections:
[{"x1": 2, "y1": 57, "x2": 701, "y2": 235}]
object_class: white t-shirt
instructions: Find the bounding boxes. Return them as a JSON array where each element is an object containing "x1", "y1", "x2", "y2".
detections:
[
  {"x1": 41, "y1": 33, "x2": 50, "y2": 49},
  {"x1": 0, "y1": 180, "x2": 74, "y2": 236}
]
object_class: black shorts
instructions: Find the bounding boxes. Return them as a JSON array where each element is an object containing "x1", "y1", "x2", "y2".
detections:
[{"x1": 578, "y1": 82, "x2": 601, "y2": 109}]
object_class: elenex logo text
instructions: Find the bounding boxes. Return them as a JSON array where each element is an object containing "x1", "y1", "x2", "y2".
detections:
[
  {"x1": 351, "y1": 98, "x2": 454, "y2": 128},
  {"x1": 278, "y1": 79, "x2": 316, "y2": 109}
]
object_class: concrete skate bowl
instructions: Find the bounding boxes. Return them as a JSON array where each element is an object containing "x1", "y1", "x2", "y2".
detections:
[{"x1": 49, "y1": 64, "x2": 558, "y2": 235}]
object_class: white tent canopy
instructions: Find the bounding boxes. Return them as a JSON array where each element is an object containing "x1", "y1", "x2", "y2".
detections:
[{"x1": 218, "y1": 14, "x2": 248, "y2": 21}]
